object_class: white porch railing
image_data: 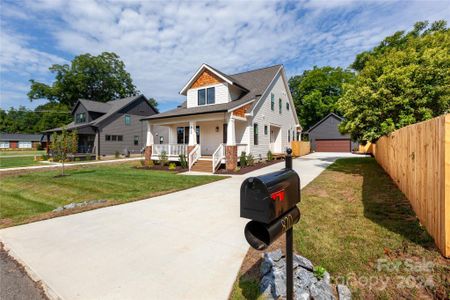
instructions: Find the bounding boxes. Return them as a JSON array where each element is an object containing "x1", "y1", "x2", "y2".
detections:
[
  {"x1": 188, "y1": 144, "x2": 201, "y2": 171},
  {"x1": 212, "y1": 143, "x2": 225, "y2": 173},
  {"x1": 153, "y1": 144, "x2": 188, "y2": 157}
]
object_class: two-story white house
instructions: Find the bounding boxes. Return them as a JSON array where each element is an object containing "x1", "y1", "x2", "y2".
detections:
[{"x1": 142, "y1": 64, "x2": 301, "y2": 172}]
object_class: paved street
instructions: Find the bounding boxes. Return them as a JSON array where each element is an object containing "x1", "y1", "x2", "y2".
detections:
[{"x1": 0, "y1": 152, "x2": 358, "y2": 299}]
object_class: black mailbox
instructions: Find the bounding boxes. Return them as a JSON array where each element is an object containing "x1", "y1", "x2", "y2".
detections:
[{"x1": 240, "y1": 168, "x2": 300, "y2": 224}]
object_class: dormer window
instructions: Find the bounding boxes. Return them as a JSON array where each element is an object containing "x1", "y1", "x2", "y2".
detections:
[
  {"x1": 198, "y1": 87, "x2": 215, "y2": 105},
  {"x1": 75, "y1": 112, "x2": 86, "y2": 123}
]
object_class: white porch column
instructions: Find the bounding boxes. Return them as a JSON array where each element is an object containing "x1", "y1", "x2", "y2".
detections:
[
  {"x1": 146, "y1": 121, "x2": 154, "y2": 146},
  {"x1": 168, "y1": 126, "x2": 177, "y2": 144},
  {"x1": 227, "y1": 116, "x2": 236, "y2": 146},
  {"x1": 188, "y1": 121, "x2": 197, "y2": 146}
]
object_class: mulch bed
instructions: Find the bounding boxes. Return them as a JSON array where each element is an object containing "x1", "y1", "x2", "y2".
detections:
[
  {"x1": 135, "y1": 165, "x2": 187, "y2": 173},
  {"x1": 216, "y1": 159, "x2": 283, "y2": 175}
]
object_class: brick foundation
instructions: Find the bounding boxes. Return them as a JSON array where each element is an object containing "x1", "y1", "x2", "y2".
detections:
[
  {"x1": 225, "y1": 145, "x2": 238, "y2": 171},
  {"x1": 144, "y1": 146, "x2": 152, "y2": 164}
]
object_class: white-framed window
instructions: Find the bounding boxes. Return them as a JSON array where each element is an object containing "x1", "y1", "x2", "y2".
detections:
[
  {"x1": 18, "y1": 141, "x2": 32, "y2": 148},
  {"x1": 0, "y1": 142, "x2": 10, "y2": 148},
  {"x1": 197, "y1": 87, "x2": 215, "y2": 105}
]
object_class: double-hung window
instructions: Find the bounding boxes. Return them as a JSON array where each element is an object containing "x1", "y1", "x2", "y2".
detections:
[
  {"x1": 253, "y1": 123, "x2": 259, "y2": 145},
  {"x1": 124, "y1": 115, "x2": 131, "y2": 125},
  {"x1": 76, "y1": 112, "x2": 86, "y2": 123},
  {"x1": 271, "y1": 93, "x2": 275, "y2": 111},
  {"x1": 198, "y1": 87, "x2": 215, "y2": 105},
  {"x1": 279, "y1": 99, "x2": 282, "y2": 114}
]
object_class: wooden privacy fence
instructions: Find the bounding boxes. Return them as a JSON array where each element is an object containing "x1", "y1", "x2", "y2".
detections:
[
  {"x1": 373, "y1": 114, "x2": 450, "y2": 257},
  {"x1": 291, "y1": 141, "x2": 311, "y2": 157}
]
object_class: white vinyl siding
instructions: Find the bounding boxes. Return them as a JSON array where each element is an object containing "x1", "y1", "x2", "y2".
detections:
[
  {"x1": 186, "y1": 83, "x2": 230, "y2": 108},
  {"x1": 248, "y1": 72, "x2": 298, "y2": 159}
]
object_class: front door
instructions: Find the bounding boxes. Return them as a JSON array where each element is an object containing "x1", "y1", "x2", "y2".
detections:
[
  {"x1": 177, "y1": 126, "x2": 200, "y2": 145},
  {"x1": 270, "y1": 125, "x2": 282, "y2": 153}
]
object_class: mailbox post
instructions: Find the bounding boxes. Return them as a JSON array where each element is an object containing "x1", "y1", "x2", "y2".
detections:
[{"x1": 240, "y1": 148, "x2": 299, "y2": 300}]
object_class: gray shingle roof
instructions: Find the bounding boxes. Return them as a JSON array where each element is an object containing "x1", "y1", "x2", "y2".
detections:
[
  {"x1": 143, "y1": 64, "x2": 282, "y2": 120},
  {"x1": 45, "y1": 95, "x2": 145, "y2": 133},
  {"x1": 77, "y1": 99, "x2": 111, "y2": 113},
  {"x1": 0, "y1": 133, "x2": 43, "y2": 141}
]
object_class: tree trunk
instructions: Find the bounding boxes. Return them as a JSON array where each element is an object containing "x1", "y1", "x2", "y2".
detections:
[{"x1": 62, "y1": 160, "x2": 65, "y2": 176}]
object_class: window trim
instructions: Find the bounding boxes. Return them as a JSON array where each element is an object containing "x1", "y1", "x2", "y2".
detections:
[
  {"x1": 198, "y1": 89, "x2": 206, "y2": 105},
  {"x1": 270, "y1": 93, "x2": 275, "y2": 111},
  {"x1": 197, "y1": 87, "x2": 215, "y2": 106},
  {"x1": 253, "y1": 123, "x2": 259, "y2": 145},
  {"x1": 124, "y1": 115, "x2": 131, "y2": 125},
  {"x1": 206, "y1": 87, "x2": 215, "y2": 104},
  {"x1": 75, "y1": 112, "x2": 86, "y2": 124}
]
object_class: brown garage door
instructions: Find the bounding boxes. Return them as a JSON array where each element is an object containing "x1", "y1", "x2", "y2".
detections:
[{"x1": 316, "y1": 139, "x2": 351, "y2": 152}]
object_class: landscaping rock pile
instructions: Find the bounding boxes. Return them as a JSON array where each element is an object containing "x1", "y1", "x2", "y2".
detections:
[
  {"x1": 259, "y1": 249, "x2": 351, "y2": 300},
  {"x1": 52, "y1": 200, "x2": 107, "y2": 212}
]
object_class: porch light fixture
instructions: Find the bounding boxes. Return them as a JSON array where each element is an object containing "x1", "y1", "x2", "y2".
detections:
[{"x1": 215, "y1": 126, "x2": 219, "y2": 132}]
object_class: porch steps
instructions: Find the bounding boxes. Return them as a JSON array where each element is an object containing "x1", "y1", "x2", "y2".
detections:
[{"x1": 191, "y1": 159, "x2": 212, "y2": 172}]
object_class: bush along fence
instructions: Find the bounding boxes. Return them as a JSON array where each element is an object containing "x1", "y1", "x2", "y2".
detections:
[
  {"x1": 372, "y1": 114, "x2": 450, "y2": 257},
  {"x1": 291, "y1": 141, "x2": 311, "y2": 157}
]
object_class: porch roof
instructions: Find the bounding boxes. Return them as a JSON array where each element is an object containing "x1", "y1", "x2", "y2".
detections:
[{"x1": 141, "y1": 98, "x2": 253, "y2": 121}]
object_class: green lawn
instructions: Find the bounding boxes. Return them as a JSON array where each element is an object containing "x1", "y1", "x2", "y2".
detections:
[
  {"x1": 0, "y1": 150, "x2": 45, "y2": 156},
  {"x1": 0, "y1": 156, "x2": 43, "y2": 168},
  {"x1": 231, "y1": 158, "x2": 449, "y2": 299},
  {"x1": 0, "y1": 162, "x2": 224, "y2": 227}
]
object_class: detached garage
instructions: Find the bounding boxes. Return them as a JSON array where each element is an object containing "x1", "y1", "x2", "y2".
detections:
[{"x1": 305, "y1": 113, "x2": 356, "y2": 152}]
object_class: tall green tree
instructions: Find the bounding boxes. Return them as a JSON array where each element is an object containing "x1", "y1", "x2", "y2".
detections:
[
  {"x1": 0, "y1": 104, "x2": 71, "y2": 133},
  {"x1": 289, "y1": 66, "x2": 355, "y2": 130},
  {"x1": 338, "y1": 20, "x2": 450, "y2": 143},
  {"x1": 148, "y1": 97, "x2": 159, "y2": 109},
  {"x1": 28, "y1": 52, "x2": 138, "y2": 107}
]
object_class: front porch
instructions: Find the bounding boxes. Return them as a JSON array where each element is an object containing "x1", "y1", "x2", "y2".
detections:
[{"x1": 145, "y1": 112, "x2": 249, "y2": 172}]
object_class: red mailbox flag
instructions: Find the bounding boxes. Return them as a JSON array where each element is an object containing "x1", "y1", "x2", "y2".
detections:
[{"x1": 271, "y1": 190, "x2": 285, "y2": 202}]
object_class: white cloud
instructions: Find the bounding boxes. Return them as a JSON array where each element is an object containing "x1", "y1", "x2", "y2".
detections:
[{"x1": 1, "y1": 0, "x2": 449, "y2": 110}]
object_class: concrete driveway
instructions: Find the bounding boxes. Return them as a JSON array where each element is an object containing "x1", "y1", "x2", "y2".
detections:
[{"x1": 0, "y1": 152, "x2": 358, "y2": 300}]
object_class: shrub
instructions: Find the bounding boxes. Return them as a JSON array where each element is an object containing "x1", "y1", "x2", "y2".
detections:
[
  {"x1": 41, "y1": 154, "x2": 48, "y2": 161},
  {"x1": 159, "y1": 151, "x2": 169, "y2": 166},
  {"x1": 239, "y1": 151, "x2": 247, "y2": 167},
  {"x1": 86, "y1": 153, "x2": 94, "y2": 161},
  {"x1": 179, "y1": 154, "x2": 188, "y2": 169},
  {"x1": 246, "y1": 154, "x2": 255, "y2": 166},
  {"x1": 152, "y1": 160, "x2": 159, "y2": 165},
  {"x1": 169, "y1": 163, "x2": 177, "y2": 170},
  {"x1": 313, "y1": 266, "x2": 327, "y2": 280},
  {"x1": 267, "y1": 150, "x2": 273, "y2": 161},
  {"x1": 75, "y1": 157, "x2": 80, "y2": 162},
  {"x1": 115, "y1": 151, "x2": 120, "y2": 159},
  {"x1": 140, "y1": 159, "x2": 146, "y2": 167}
]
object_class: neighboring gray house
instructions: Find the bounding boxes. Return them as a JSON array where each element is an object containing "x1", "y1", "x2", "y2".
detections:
[
  {"x1": 305, "y1": 113, "x2": 357, "y2": 152},
  {"x1": 0, "y1": 133, "x2": 44, "y2": 149},
  {"x1": 45, "y1": 95, "x2": 167, "y2": 157}
]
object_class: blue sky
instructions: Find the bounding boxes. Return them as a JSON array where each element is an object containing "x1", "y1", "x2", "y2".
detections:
[{"x1": 1, "y1": 0, "x2": 449, "y2": 113}]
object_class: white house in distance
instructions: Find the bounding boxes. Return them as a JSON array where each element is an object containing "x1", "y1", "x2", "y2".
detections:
[{"x1": 142, "y1": 64, "x2": 301, "y2": 172}]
